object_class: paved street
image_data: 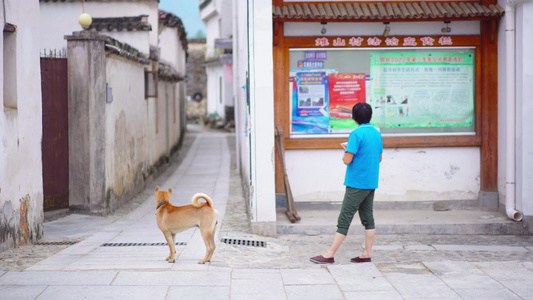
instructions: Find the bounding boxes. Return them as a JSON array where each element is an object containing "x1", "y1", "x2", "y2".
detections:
[{"x1": 1, "y1": 124, "x2": 533, "y2": 300}]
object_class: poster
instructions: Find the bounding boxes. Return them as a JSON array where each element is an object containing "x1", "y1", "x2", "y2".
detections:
[
  {"x1": 369, "y1": 52, "x2": 474, "y2": 130},
  {"x1": 328, "y1": 73, "x2": 366, "y2": 133},
  {"x1": 291, "y1": 70, "x2": 332, "y2": 134}
]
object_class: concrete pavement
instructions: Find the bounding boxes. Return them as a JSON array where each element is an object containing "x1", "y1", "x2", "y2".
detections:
[{"x1": 1, "y1": 124, "x2": 533, "y2": 299}]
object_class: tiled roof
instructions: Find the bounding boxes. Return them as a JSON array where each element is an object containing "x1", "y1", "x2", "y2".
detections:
[
  {"x1": 158, "y1": 62, "x2": 184, "y2": 82},
  {"x1": 159, "y1": 9, "x2": 188, "y2": 54},
  {"x1": 87, "y1": 15, "x2": 152, "y2": 32},
  {"x1": 40, "y1": 0, "x2": 158, "y2": 2},
  {"x1": 104, "y1": 36, "x2": 150, "y2": 64},
  {"x1": 273, "y1": 2, "x2": 505, "y2": 21}
]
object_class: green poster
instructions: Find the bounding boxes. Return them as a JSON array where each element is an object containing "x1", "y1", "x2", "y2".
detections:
[{"x1": 369, "y1": 52, "x2": 474, "y2": 130}]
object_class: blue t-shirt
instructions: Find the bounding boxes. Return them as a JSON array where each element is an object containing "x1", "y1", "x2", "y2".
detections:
[{"x1": 344, "y1": 123, "x2": 383, "y2": 189}]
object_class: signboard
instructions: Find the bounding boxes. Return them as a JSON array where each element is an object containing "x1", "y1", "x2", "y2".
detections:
[{"x1": 369, "y1": 52, "x2": 474, "y2": 130}]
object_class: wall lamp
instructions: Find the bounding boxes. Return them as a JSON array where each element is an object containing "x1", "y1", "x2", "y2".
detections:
[
  {"x1": 321, "y1": 22, "x2": 327, "y2": 34},
  {"x1": 382, "y1": 22, "x2": 390, "y2": 37},
  {"x1": 441, "y1": 21, "x2": 451, "y2": 33}
]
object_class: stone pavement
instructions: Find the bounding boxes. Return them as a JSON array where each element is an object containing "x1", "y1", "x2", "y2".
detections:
[{"x1": 1, "y1": 124, "x2": 533, "y2": 299}]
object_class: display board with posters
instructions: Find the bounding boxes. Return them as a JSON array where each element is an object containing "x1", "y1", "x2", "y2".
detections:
[
  {"x1": 289, "y1": 48, "x2": 475, "y2": 136},
  {"x1": 368, "y1": 51, "x2": 475, "y2": 133}
]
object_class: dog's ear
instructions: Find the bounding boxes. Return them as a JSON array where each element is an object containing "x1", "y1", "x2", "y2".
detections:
[
  {"x1": 155, "y1": 186, "x2": 160, "y2": 192},
  {"x1": 168, "y1": 188, "x2": 172, "y2": 194}
]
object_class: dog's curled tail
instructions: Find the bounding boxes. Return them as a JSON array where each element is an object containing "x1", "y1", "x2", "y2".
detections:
[{"x1": 192, "y1": 193, "x2": 214, "y2": 208}]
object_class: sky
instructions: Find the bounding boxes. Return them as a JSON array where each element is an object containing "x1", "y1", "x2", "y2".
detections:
[{"x1": 159, "y1": 0, "x2": 207, "y2": 38}]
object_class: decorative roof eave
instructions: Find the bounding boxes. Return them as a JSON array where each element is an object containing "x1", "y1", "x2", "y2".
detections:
[
  {"x1": 104, "y1": 36, "x2": 150, "y2": 65},
  {"x1": 87, "y1": 15, "x2": 152, "y2": 32},
  {"x1": 158, "y1": 9, "x2": 189, "y2": 55},
  {"x1": 272, "y1": 2, "x2": 504, "y2": 23},
  {"x1": 158, "y1": 62, "x2": 184, "y2": 82}
]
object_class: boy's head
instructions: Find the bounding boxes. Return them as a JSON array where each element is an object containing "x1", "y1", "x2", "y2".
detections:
[{"x1": 352, "y1": 102, "x2": 372, "y2": 124}]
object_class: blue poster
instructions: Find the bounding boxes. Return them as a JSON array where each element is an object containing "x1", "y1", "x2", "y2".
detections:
[{"x1": 292, "y1": 72, "x2": 329, "y2": 134}]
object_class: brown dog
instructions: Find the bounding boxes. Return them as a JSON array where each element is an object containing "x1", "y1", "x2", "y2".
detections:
[{"x1": 154, "y1": 186, "x2": 218, "y2": 264}]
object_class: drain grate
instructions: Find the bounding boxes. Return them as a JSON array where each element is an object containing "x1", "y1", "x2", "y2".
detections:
[
  {"x1": 34, "y1": 241, "x2": 79, "y2": 246},
  {"x1": 221, "y1": 238, "x2": 266, "y2": 248},
  {"x1": 100, "y1": 242, "x2": 187, "y2": 247}
]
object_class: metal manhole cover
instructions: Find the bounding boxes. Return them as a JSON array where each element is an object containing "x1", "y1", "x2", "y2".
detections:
[
  {"x1": 100, "y1": 242, "x2": 187, "y2": 247},
  {"x1": 221, "y1": 238, "x2": 266, "y2": 247}
]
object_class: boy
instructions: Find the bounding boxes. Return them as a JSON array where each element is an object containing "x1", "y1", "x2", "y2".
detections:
[{"x1": 310, "y1": 102, "x2": 383, "y2": 264}]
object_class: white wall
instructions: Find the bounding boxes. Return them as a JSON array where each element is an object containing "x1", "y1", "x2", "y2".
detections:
[
  {"x1": 206, "y1": 64, "x2": 226, "y2": 118},
  {"x1": 0, "y1": 0, "x2": 44, "y2": 250},
  {"x1": 104, "y1": 53, "x2": 185, "y2": 209},
  {"x1": 105, "y1": 31, "x2": 150, "y2": 54},
  {"x1": 286, "y1": 148, "x2": 480, "y2": 203},
  {"x1": 516, "y1": 1, "x2": 533, "y2": 215},
  {"x1": 233, "y1": 0, "x2": 251, "y2": 190},
  {"x1": 39, "y1": 2, "x2": 159, "y2": 53},
  {"x1": 497, "y1": 0, "x2": 533, "y2": 217},
  {"x1": 105, "y1": 55, "x2": 148, "y2": 200},
  {"x1": 159, "y1": 27, "x2": 180, "y2": 70},
  {"x1": 248, "y1": 0, "x2": 276, "y2": 224}
]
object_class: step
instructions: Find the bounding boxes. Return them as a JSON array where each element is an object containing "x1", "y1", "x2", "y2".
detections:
[{"x1": 276, "y1": 208, "x2": 527, "y2": 235}]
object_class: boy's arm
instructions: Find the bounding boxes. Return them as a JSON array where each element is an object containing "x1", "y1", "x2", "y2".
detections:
[{"x1": 343, "y1": 152, "x2": 354, "y2": 165}]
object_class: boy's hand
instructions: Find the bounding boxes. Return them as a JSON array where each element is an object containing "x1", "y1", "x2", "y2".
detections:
[{"x1": 341, "y1": 142, "x2": 347, "y2": 150}]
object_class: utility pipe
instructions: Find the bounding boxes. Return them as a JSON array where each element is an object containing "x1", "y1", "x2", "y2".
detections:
[{"x1": 505, "y1": 0, "x2": 523, "y2": 221}]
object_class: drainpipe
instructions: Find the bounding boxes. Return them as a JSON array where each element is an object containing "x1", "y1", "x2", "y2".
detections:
[{"x1": 505, "y1": 0, "x2": 523, "y2": 221}]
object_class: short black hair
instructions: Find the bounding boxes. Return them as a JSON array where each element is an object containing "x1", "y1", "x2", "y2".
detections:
[{"x1": 352, "y1": 102, "x2": 372, "y2": 124}]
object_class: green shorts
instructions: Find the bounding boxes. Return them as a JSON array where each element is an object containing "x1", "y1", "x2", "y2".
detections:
[{"x1": 336, "y1": 187, "x2": 375, "y2": 235}]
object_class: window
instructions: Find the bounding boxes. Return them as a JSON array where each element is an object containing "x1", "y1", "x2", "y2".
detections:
[{"x1": 289, "y1": 47, "x2": 475, "y2": 137}]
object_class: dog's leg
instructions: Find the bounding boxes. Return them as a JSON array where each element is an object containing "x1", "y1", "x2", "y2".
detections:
[
  {"x1": 198, "y1": 226, "x2": 215, "y2": 264},
  {"x1": 171, "y1": 233, "x2": 177, "y2": 257},
  {"x1": 163, "y1": 231, "x2": 177, "y2": 263},
  {"x1": 206, "y1": 226, "x2": 217, "y2": 262}
]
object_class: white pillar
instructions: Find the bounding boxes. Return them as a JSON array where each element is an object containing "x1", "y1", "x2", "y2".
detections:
[{"x1": 248, "y1": 0, "x2": 276, "y2": 235}]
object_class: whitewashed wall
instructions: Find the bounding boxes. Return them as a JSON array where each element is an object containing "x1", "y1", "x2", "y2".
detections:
[
  {"x1": 206, "y1": 65, "x2": 226, "y2": 118},
  {"x1": 0, "y1": 0, "x2": 43, "y2": 251},
  {"x1": 39, "y1": 2, "x2": 159, "y2": 52},
  {"x1": 159, "y1": 28, "x2": 180, "y2": 67},
  {"x1": 247, "y1": 0, "x2": 276, "y2": 231},
  {"x1": 233, "y1": 0, "x2": 251, "y2": 193},
  {"x1": 497, "y1": 0, "x2": 533, "y2": 217},
  {"x1": 517, "y1": 2, "x2": 533, "y2": 216},
  {"x1": 104, "y1": 55, "x2": 148, "y2": 201},
  {"x1": 104, "y1": 31, "x2": 150, "y2": 54},
  {"x1": 286, "y1": 148, "x2": 480, "y2": 203},
  {"x1": 159, "y1": 27, "x2": 182, "y2": 70},
  {"x1": 104, "y1": 54, "x2": 185, "y2": 209},
  {"x1": 153, "y1": 81, "x2": 182, "y2": 161},
  {"x1": 201, "y1": 2, "x2": 219, "y2": 58},
  {"x1": 158, "y1": 24, "x2": 187, "y2": 145}
]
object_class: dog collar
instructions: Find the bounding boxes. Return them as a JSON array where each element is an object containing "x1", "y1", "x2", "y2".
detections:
[{"x1": 156, "y1": 201, "x2": 169, "y2": 210}]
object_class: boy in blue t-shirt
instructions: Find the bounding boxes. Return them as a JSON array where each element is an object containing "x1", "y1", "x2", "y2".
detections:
[{"x1": 310, "y1": 102, "x2": 383, "y2": 264}]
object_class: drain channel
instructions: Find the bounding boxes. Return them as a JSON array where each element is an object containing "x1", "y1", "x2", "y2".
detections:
[
  {"x1": 100, "y1": 242, "x2": 187, "y2": 247},
  {"x1": 34, "y1": 241, "x2": 79, "y2": 246},
  {"x1": 221, "y1": 238, "x2": 266, "y2": 248}
]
